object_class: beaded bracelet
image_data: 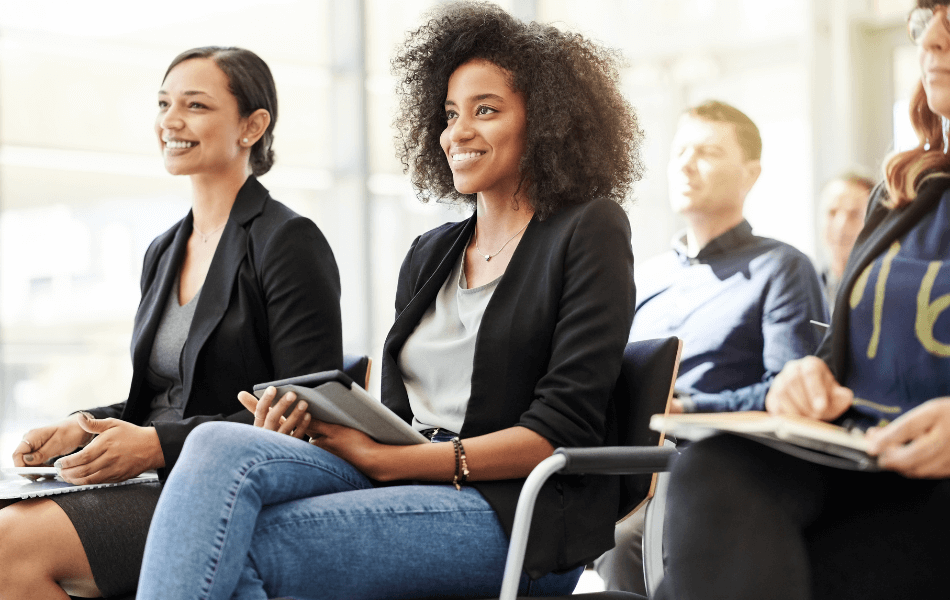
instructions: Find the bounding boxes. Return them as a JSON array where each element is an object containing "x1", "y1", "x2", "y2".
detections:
[{"x1": 451, "y1": 437, "x2": 470, "y2": 490}]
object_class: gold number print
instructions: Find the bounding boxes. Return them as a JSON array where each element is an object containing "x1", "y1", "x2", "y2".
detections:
[
  {"x1": 916, "y1": 261, "x2": 950, "y2": 357},
  {"x1": 849, "y1": 262, "x2": 873, "y2": 309},
  {"x1": 865, "y1": 242, "x2": 901, "y2": 359}
]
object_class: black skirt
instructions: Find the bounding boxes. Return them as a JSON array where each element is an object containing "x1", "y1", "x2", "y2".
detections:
[{"x1": 51, "y1": 481, "x2": 162, "y2": 597}]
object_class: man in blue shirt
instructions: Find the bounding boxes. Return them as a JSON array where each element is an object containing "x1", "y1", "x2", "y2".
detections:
[
  {"x1": 636, "y1": 100, "x2": 827, "y2": 413},
  {"x1": 594, "y1": 100, "x2": 827, "y2": 593}
]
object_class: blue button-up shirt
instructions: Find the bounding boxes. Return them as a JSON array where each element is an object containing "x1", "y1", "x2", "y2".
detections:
[{"x1": 631, "y1": 220, "x2": 828, "y2": 412}]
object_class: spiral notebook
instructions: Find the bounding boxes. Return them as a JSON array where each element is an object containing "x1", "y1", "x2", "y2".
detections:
[{"x1": 0, "y1": 468, "x2": 159, "y2": 500}]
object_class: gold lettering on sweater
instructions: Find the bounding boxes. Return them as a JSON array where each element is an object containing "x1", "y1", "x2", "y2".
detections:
[
  {"x1": 850, "y1": 262, "x2": 872, "y2": 309},
  {"x1": 866, "y1": 242, "x2": 901, "y2": 359},
  {"x1": 916, "y1": 261, "x2": 950, "y2": 357}
]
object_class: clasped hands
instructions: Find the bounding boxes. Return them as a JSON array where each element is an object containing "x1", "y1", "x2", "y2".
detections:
[
  {"x1": 13, "y1": 412, "x2": 164, "y2": 485},
  {"x1": 766, "y1": 356, "x2": 950, "y2": 479}
]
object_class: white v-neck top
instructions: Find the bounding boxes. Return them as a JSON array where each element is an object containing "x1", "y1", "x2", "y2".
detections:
[{"x1": 398, "y1": 247, "x2": 501, "y2": 433}]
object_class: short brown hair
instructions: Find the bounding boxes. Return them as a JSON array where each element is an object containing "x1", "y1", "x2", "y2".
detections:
[{"x1": 686, "y1": 100, "x2": 762, "y2": 161}]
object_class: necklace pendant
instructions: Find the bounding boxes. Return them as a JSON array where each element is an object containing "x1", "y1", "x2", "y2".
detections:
[{"x1": 484, "y1": 254, "x2": 491, "y2": 261}]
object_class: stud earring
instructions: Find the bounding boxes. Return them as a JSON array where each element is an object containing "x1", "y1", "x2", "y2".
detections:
[{"x1": 242, "y1": 138, "x2": 249, "y2": 145}]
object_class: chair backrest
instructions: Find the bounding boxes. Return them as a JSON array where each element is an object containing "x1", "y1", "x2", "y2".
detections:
[
  {"x1": 610, "y1": 337, "x2": 682, "y2": 519},
  {"x1": 342, "y1": 353, "x2": 372, "y2": 390}
]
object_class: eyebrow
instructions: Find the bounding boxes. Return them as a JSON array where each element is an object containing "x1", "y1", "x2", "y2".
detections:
[
  {"x1": 691, "y1": 143, "x2": 725, "y2": 152},
  {"x1": 158, "y1": 89, "x2": 215, "y2": 99},
  {"x1": 444, "y1": 93, "x2": 506, "y2": 106}
]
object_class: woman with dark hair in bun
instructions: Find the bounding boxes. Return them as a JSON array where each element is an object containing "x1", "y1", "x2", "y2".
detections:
[
  {"x1": 138, "y1": 3, "x2": 641, "y2": 599},
  {"x1": 0, "y1": 47, "x2": 343, "y2": 598}
]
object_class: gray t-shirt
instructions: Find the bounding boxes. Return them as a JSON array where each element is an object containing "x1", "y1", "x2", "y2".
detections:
[
  {"x1": 398, "y1": 247, "x2": 500, "y2": 433},
  {"x1": 143, "y1": 277, "x2": 200, "y2": 424}
]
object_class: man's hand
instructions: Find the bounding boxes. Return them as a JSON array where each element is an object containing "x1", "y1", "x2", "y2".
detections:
[
  {"x1": 765, "y1": 356, "x2": 853, "y2": 421},
  {"x1": 866, "y1": 398, "x2": 950, "y2": 479},
  {"x1": 54, "y1": 414, "x2": 165, "y2": 485}
]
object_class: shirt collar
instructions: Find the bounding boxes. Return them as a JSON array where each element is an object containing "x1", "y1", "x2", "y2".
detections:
[{"x1": 672, "y1": 219, "x2": 754, "y2": 264}]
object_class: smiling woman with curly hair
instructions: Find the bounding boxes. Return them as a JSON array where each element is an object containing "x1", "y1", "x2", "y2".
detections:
[
  {"x1": 394, "y1": 1, "x2": 643, "y2": 219},
  {"x1": 137, "y1": 3, "x2": 642, "y2": 599}
]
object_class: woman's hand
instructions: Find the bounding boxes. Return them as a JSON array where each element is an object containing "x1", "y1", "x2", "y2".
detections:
[
  {"x1": 765, "y1": 356, "x2": 853, "y2": 421},
  {"x1": 865, "y1": 398, "x2": 950, "y2": 478},
  {"x1": 13, "y1": 413, "x2": 96, "y2": 467},
  {"x1": 54, "y1": 413, "x2": 165, "y2": 484},
  {"x1": 307, "y1": 420, "x2": 389, "y2": 479},
  {"x1": 237, "y1": 387, "x2": 311, "y2": 439},
  {"x1": 237, "y1": 388, "x2": 387, "y2": 475}
]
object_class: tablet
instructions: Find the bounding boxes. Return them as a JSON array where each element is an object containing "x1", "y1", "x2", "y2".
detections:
[{"x1": 253, "y1": 370, "x2": 427, "y2": 446}]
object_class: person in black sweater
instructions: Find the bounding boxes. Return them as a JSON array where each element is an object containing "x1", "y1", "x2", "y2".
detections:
[{"x1": 654, "y1": 3, "x2": 950, "y2": 599}]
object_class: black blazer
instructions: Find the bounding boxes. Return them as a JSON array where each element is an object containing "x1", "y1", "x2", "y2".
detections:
[
  {"x1": 380, "y1": 198, "x2": 636, "y2": 578},
  {"x1": 86, "y1": 176, "x2": 343, "y2": 476},
  {"x1": 818, "y1": 176, "x2": 949, "y2": 378}
]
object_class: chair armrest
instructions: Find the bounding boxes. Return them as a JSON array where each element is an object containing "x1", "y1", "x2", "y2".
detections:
[
  {"x1": 498, "y1": 446, "x2": 676, "y2": 600},
  {"x1": 553, "y1": 446, "x2": 676, "y2": 475}
]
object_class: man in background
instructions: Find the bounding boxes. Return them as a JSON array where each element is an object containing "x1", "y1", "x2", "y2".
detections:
[
  {"x1": 819, "y1": 172, "x2": 873, "y2": 311},
  {"x1": 594, "y1": 100, "x2": 827, "y2": 594}
]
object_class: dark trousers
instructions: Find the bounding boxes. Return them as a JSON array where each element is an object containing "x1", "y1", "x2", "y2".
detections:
[{"x1": 653, "y1": 434, "x2": 950, "y2": 600}]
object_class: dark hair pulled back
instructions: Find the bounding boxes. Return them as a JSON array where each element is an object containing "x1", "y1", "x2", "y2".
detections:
[{"x1": 164, "y1": 46, "x2": 278, "y2": 176}]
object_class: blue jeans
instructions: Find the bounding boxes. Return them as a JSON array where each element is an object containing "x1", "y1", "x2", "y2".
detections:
[{"x1": 137, "y1": 422, "x2": 582, "y2": 600}]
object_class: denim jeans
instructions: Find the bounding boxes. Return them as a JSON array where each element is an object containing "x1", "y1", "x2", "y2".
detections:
[{"x1": 137, "y1": 422, "x2": 582, "y2": 600}]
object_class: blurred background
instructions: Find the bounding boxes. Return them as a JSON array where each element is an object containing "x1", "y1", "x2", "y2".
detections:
[{"x1": 0, "y1": 0, "x2": 921, "y2": 465}]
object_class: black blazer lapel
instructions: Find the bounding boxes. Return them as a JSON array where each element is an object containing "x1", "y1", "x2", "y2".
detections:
[
  {"x1": 381, "y1": 216, "x2": 475, "y2": 421},
  {"x1": 462, "y1": 216, "x2": 541, "y2": 437},
  {"x1": 125, "y1": 218, "x2": 191, "y2": 419},
  {"x1": 388, "y1": 216, "x2": 475, "y2": 348},
  {"x1": 180, "y1": 176, "x2": 267, "y2": 409}
]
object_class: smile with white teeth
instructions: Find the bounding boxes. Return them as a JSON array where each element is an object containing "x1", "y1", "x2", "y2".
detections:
[
  {"x1": 452, "y1": 151, "x2": 484, "y2": 161},
  {"x1": 165, "y1": 140, "x2": 197, "y2": 150}
]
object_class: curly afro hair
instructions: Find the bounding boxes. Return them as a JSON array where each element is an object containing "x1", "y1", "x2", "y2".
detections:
[{"x1": 392, "y1": 1, "x2": 643, "y2": 220}]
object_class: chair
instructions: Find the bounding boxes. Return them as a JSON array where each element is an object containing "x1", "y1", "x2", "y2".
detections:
[
  {"x1": 493, "y1": 336, "x2": 682, "y2": 600},
  {"x1": 343, "y1": 353, "x2": 372, "y2": 390}
]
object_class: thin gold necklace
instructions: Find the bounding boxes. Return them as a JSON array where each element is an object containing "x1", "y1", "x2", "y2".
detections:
[
  {"x1": 193, "y1": 221, "x2": 226, "y2": 243},
  {"x1": 474, "y1": 221, "x2": 529, "y2": 261}
]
